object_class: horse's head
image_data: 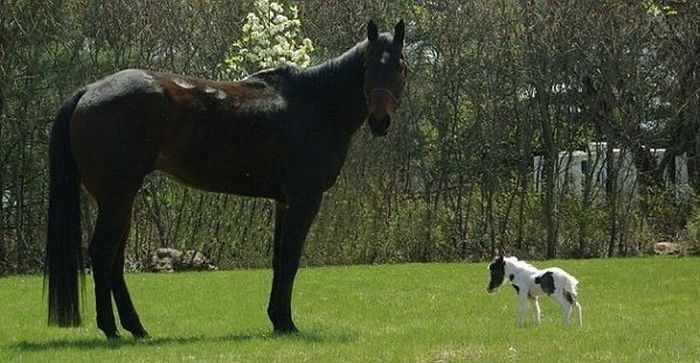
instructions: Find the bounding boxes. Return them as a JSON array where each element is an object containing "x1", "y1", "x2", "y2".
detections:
[
  {"x1": 487, "y1": 255, "x2": 506, "y2": 293},
  {"x1": 363, "y1": 20, "x2": 407, "y2": 137}
]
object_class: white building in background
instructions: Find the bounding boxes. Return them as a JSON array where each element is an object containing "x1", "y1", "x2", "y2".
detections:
[
  {"x1": 2, "y1": 190, "x2": 13, "y2": 209},
  {"x1": 533, "y1": 142, "x2": 689, "y2": 199}
]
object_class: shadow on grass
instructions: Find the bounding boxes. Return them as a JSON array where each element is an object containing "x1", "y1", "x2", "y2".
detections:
[{"x1": 11, "y1": 330, "x2": 358, "y2": 352}]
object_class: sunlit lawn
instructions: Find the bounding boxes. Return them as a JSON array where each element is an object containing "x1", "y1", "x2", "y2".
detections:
[{"x1": 1, "y1": 257, "x2": 698, "y2": 362}]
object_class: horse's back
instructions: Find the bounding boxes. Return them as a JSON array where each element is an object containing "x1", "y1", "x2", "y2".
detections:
[
  {"x1": 69, "y1": 69, "x2": 292, "y2": 200},
  {"x1": 78, "y1": 69, "x2": 160, "y2": 104}
]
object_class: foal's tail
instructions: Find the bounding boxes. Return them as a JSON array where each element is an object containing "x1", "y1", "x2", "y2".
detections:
[
  {"x1": 45, "y1": 88, "x2": 86, "y2": 327},
  {"x1": 564, "y1": 279, "x2": 579, "y2": 305}
]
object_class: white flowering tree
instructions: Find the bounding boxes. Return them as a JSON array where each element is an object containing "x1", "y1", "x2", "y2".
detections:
[{"x1": 224, "y1": 0, "x2": 314, "y2": 77}]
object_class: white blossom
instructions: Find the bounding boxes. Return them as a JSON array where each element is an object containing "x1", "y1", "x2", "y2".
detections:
[{"x1": 224, "y1": 0, "x2": 314, "y2": 77}]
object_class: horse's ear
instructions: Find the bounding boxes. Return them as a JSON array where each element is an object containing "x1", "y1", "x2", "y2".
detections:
[
  {"x1": 393, "y1": 19, "x2": 405, "y2": 47},
  {"x1": 367, "y1": 20, "x2": 379, "y2": 42}
]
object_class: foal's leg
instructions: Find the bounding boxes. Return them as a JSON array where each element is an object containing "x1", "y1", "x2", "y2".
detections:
[
  {"x1": 554, "y1": 294, "x2": 572, "y2": 325},
  {"x1": 267, "y1": 195, "x2": 322, "y2": 333},
  {"x1": 572, "y1": 301, "x2": 583, "y2": 325},
  {"x1": 517, "y1": 293, "x2": 528, "y2": 326},
  {"x1": 529, "y1": 296, "x2": 541, "y2": 324},
  {"x1": 90, "y1": 196, "x2": 136, "y2": 339}
]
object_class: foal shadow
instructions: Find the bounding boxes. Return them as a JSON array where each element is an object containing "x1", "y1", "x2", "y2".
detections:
[{"x1": 11, "y1": 330, "x2": 358, "y2": 352}]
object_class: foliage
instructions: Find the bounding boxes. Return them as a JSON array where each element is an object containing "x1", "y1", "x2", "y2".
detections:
[
  {"x1": 681, "y1": 195, "x2": 700, "y2": 252},
  {"x1": 2, "y1": 1, "x2": 700, "y2": 274},
  {"x1": 1, "y1": 258, "x2": 700, "y2": 361},
  {"x1": 223, "y1": 0, "x2": 314, "y2": 76}
]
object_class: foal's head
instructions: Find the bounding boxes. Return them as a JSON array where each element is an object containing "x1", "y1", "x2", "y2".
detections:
[
  {"x1": 363, "y1": 20, "x2": 407, "y2": 136},
  {"x1": 487, "y1": 255, "x2": 506, "y2": 293}
]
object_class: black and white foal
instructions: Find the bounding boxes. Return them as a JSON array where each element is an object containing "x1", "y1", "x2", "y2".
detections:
[{"x1": 487, "y1": 256, "x2": 582, "y2": 326}]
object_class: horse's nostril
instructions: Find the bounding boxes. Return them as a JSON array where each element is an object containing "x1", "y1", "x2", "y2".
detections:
[{"x1": 383, "y1": 115, "x2": 392, "y2": 126}]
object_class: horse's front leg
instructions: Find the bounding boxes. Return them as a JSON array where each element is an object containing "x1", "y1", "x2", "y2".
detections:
[{"x1": 267, "y1": 194, "x2": 322, "y2": 333}]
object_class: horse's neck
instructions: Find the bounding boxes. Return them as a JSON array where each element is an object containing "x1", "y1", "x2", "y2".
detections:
[{"x1": 297, "y1": 42, "x2": 368, "y2": 137}]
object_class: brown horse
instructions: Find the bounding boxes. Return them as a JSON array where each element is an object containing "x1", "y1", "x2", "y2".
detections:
[{"x1": 45, "y1": 20, "x2": 406, "y2": 339}]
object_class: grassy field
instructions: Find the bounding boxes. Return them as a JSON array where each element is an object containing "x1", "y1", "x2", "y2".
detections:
[{"x1": 1, "y1": 257, "x2": 698, "y2": 362}]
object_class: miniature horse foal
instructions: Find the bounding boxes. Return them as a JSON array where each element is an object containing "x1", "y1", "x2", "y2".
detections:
[{"x1": 487, "y1": 256, "x2": 582, "y2": 326}]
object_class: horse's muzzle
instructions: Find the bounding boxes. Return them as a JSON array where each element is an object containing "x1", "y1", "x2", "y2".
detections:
[{"x1": 368, "y1": 114, "x2": 391, "y2": 137}]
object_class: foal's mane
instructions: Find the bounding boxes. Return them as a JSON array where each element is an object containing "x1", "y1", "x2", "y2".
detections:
[{"x1": 505, "y1": 257, "x2": 540, "y2": 273}]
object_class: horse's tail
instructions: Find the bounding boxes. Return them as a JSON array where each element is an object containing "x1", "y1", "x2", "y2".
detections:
[{"x1": 45, "y1": 88, "x2": 86, "y2": 327}]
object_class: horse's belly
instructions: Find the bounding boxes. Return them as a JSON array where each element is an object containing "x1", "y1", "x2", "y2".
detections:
[{"x1": 155, "y1": 153, "x2": 284, "y2": 199}]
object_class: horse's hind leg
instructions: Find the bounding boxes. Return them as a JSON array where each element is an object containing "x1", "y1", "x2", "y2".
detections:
[
  {"x1": 111, "y1": 215, "x2": 149, "y2": 338},
  {"x1": 89, "y1": 193, "x2": 139, "y2": 339}
]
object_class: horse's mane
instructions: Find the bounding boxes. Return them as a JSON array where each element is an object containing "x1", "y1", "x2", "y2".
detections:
[
  {"x1": 298, "y1": 41, "x2": 366, "y2": 85},
  {"x1": 293, "y1": 33, "x2": 396, "y2": 91}
]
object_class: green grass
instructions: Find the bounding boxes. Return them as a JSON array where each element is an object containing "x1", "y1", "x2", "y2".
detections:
[{"x1": 1, "y1": 257, "x2": 699, "y2": 362}]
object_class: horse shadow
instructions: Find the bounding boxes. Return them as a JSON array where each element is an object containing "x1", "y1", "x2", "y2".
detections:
[{"x1": 11, "y1": 330, "x2": 358, "y2": 352}]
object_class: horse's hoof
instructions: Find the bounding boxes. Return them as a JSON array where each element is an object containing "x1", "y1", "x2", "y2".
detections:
[
  {"x1": 105, "y1": 331, "x2": 121, "y2": 340},
  {"x1": 132, "y1": 329, "x2": 150, "y2": 339},
  {"x1": 273, "y1": 324, "x2": 299, "y2": 335}
]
